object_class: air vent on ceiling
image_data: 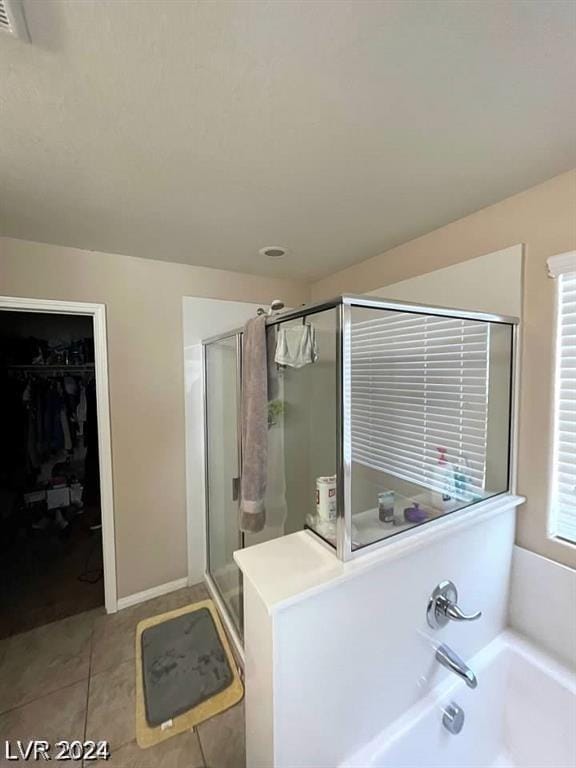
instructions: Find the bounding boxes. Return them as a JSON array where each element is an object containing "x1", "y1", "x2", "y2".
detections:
[{"x1": 0, "y1": 0, "x2": 30, "y2": 41}]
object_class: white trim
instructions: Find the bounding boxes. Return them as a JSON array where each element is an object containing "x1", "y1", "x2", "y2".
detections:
[
  {"x1": 508, "y1": 322, "x2": 522, "y2": 496},
  {"x1": 547, "y1": 263, "x2": 576, "y2": 545},
  {"x1": 548, "y1": 271, "x2": 563, "y2": 541},
  {"x1": 0, "y1": 295, "x2": 118, "y2": 613},
  {"x1": 116, "y1": 576, "x2": 189, "y2": 611},
  {"x1": 547, "y1": 251, "x2": 576, "y2": 278}
]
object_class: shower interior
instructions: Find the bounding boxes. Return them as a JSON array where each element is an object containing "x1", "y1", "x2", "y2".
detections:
[
  {"x1": 202, "y1": 296, "x2": 516, "y2": 650},
  {"x1": 202, "y1": 303, "x2": 339, "y2": 647}
]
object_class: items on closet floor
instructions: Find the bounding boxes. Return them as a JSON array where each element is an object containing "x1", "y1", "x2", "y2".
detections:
[
  {"x1": 0, "y1": 367, "x2": 103, "y2": 638},
  {"x1": 0, "y1": 327, "x2": 103, "y2": 638}
]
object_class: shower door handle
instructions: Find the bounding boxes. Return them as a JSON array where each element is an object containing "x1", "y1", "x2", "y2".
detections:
[{"x1": 232, "y1": 477, "x2": 240, "y2": 501}]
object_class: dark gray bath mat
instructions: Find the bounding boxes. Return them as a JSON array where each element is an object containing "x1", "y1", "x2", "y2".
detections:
[{"x1": 141, "y1": 606, "x2": 234, "y2": 727}]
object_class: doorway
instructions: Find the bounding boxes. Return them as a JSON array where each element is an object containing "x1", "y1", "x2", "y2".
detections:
[{"x1": 0, "y1": 296, "x2": 116, "y2": 638}]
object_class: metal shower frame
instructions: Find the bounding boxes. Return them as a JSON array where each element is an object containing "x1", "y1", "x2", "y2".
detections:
[{"x1": 202, "y1": 294, "x2": 520, "y2": 569}]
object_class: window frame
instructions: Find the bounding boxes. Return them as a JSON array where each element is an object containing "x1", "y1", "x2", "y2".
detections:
[{"x1": 547, "y1": 251, "x2": 576, "y2": 547}]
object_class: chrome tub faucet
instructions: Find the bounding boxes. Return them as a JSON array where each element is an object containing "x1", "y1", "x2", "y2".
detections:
[{"x1": 435, "y1": 643, "x2": 478, "y2": 689}]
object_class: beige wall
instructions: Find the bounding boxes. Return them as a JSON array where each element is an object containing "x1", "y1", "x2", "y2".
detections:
[
  {"x1": 312, "y1": 169, "x2": 576, "y2": 569},
  {"x1": 0, "y1": 237, "x2": 309, "y2": 598},
  {"x1": 369, "y1": 245, "x2": 523, "y2": 317}
]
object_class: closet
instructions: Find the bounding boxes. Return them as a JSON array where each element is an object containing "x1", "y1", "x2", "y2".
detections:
[{"x1": 0, "y1": 310, "x2": 103, "y2": 638}]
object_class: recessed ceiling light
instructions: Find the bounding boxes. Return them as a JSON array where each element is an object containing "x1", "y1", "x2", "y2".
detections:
[{"x1": 259, "y1": 246, "x2": 287, "y2": 259}]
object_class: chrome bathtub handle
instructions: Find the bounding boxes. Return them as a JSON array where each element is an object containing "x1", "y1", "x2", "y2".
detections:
[
  {"x1": 443, "y1": 600, "x2": 482, "y2": 623},
  {"x1": 427, "y1": 581, "x2": 482, "y2": 629}
]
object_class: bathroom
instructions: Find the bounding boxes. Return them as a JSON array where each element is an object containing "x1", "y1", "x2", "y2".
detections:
[
  {"x1": 1, "y1": 2, "x2": 575, "y2": 767},
  {"x1": 194, "y1": 249, "x2": 574, "y2": 768}
]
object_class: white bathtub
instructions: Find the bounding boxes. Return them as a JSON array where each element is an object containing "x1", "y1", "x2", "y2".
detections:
[{"x1": 343, "y1": 631, "x2": 576, "y2": 768}]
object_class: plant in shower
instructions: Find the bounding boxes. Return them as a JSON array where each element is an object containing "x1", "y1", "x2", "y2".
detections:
[{"x1": 268, "y1": 399, "x2": 285, "y2": 428}]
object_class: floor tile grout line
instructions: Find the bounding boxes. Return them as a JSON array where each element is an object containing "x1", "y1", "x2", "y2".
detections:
[
  {"x1": 195, "y1": 726, "x2": 208, "y2": 768},
  {"x1": 0, "y1": 676, "x2": 90, "y2": 719},
  {"x1": 107, "y1": 735, "x2": 141, "y2": 756},
  {"x1": 89, "y1": 618, "x2": 141, "y2": 758},
  {"x1": 90, "y1": 652, "x2": 136, "y2": 680},
  {"x1": 83, "y1": 619, "x2": 96, "y2": 741},
  {"x1": 0, "y1": 607, "x2": 106, "y2": 646}
]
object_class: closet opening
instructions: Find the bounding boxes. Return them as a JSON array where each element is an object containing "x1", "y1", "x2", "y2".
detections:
[{"x1": 0, "y1": 303, "x2": 113, "y2": 638}]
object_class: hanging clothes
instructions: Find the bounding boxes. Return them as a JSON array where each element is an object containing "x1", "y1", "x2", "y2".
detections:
[
  {"x1": 1, "y1": 372, "x2": 94, "y2": 476},
  {"x1": 274, "y1": 322, "x2": 319, "y2": 368},
  {"x1": 0, "y1": 375, "x2": 29, "y2": 490},
  {"x1": 44, "y1": 383, "x2": 66, "y2": 453},
  {"x1": 60, "y1": 405, "x2": 72, "y2": 451},
  {"x1": 76, "y1": 383, "x2": 87, "y2": 437}
]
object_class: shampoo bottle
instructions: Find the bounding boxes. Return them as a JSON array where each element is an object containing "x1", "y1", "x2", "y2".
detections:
[{"x1": 431, "y1": 447, "x2": 456, "y2": 510}]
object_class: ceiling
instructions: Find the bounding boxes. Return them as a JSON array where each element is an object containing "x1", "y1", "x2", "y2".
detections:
[{"x1": 1, "y1": 1, "x2": 575, "y2": 280}]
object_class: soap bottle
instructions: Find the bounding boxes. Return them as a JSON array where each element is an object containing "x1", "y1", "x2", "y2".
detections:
[
  {"x1": 454, "y1": 454, "x2": 484, "y2": 503},
  {"x1": 453, "y1": 455, "x2": 470, "y2": 501},
  {"x1": 431, "y1": 447, "x2": 456, "y2": 510},
  {"x1": 378, "y1": 491, "x2": 395, "y2": 523}
]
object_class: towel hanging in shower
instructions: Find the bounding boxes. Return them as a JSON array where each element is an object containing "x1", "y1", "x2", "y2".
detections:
[{"x1": 239, "y1": 315, "x2": 268, "y2": 534}]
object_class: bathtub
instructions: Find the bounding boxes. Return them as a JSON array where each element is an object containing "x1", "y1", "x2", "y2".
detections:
[{"x1": 343, "y1": 631, "x2": 576, "y2": 768}]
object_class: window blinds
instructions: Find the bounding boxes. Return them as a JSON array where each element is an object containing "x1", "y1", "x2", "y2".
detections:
[
  {"x1": 552, "y1": 268, "x2": 576, "y2": 543},
  {"x1": 350, "y1": 312, "x2": 490, "y2": 498}
]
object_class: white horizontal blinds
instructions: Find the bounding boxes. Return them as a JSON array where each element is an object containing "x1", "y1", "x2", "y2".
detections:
[
  {"x1": 553, "y1": 270, "x2": 576, "y2": 542},
  {"x1": 350, "y1": 310, "x2": 489, "y2": 497}
]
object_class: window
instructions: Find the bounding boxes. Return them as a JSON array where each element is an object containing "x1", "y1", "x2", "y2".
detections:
[
  {"x1": 549, "y1": 252, "x2": 576, "y2": 544},
  {"x1": 350, "y1": 311, "x2": 490, "y2": 500}
]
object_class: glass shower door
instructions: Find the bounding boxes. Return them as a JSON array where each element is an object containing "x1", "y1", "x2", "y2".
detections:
[{"x1": 204, "y1": 334, "x2": 243, "y2": 636}]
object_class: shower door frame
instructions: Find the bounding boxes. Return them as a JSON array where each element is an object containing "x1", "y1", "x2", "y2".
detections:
[{"x1": 202, "y1": 329, "x2": 245, "y2": 661}]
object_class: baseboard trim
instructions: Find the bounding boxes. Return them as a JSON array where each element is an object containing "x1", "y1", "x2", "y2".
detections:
[{"x1": 117, "y1": 577, "x2": 189, "y2": 611}]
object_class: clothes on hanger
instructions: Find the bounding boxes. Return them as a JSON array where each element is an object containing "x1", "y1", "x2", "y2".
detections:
[
  {"x1": 76, "y1": 383, "x2": 87, "y2": 436},
  {"x1": 0, "y1": 371, "x2": 96, "y2": 490},
  {"x1": 274, "y1": 321, "x2": 319, "y2": 368}
]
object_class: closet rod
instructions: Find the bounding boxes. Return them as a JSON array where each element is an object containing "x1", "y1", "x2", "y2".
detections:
[{"x1": 5, "y1": 364, "x2": 95, "y2": 373}]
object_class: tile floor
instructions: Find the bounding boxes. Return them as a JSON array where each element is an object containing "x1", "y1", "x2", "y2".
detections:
[{"x1": 0, "y1": 583, "x2": 245, "y2": 768}]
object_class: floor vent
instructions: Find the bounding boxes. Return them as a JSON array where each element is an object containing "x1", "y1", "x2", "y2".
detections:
[{"x1": 0, "y1": 0, "x2": 30, "y2": 41}]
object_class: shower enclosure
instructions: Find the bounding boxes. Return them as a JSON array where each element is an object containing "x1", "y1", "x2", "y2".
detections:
[{"x1": 202, "y1": 295, "x2": 518, "y2": 647}]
